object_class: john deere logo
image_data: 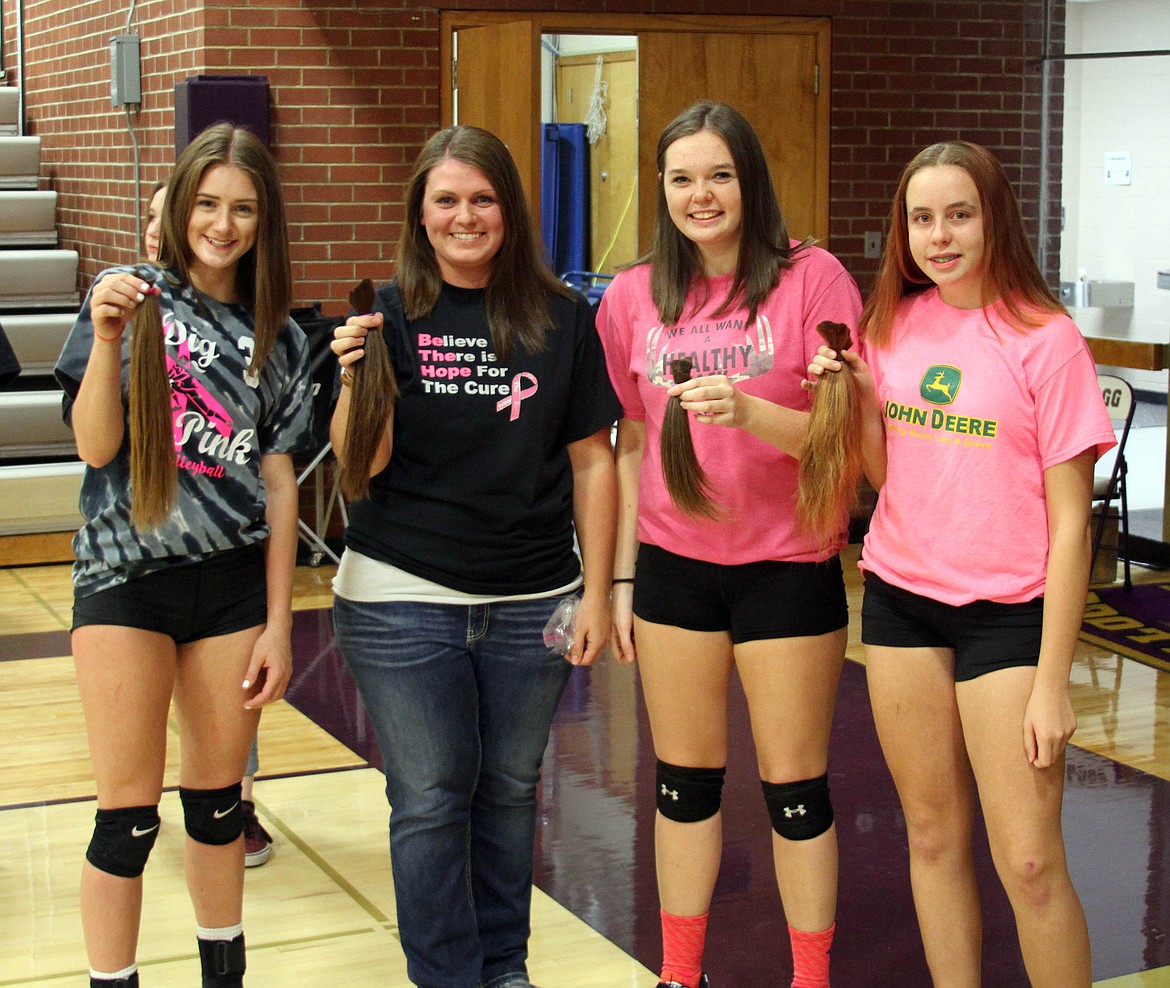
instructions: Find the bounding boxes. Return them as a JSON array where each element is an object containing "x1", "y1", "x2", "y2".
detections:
[{"x1": 920, "y1": 365, "x2": 961, "y2": 405}]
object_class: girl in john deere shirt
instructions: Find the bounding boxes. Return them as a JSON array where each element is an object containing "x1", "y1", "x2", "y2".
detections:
[{"x1": 810, "y1": 140, "x2": 1114, "y2": 987}]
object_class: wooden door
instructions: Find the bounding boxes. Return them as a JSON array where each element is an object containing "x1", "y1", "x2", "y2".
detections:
[
  {"x1": 638, "y1": 31, "x2": 826, "y2": 250},
  {"x1": 555, "y1": 51, "x2": 638, "y2": 273},
  {"x1": 448, "y1": 21, "x2": 541, "y2": 212}
]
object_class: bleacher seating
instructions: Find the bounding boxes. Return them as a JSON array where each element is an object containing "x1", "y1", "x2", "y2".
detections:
[
  {"x1": 2, "y1": 311, "x2": 75, "y2": 376},
  {"x1": 0, "y1": 191, "x2": 59, "y2": 246},
  {"x1": 0, "y1": 136, "x2": 40, "y2": 189},
  {"x1": 0, "y1": 91, "x2": 84, "y2": 550}
]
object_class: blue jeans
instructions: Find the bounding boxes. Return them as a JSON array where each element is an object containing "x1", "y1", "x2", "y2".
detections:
[{"x1": 333, "y1": 595, "x2": 573, "y2": 988}]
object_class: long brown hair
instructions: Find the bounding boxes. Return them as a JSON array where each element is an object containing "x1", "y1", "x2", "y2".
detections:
[
  {"x1": 396, "y1": 125, "x2": 574, "y2": 359},
  {"x1": 661, "y1": 358, "x2": 719, "y2": 519},
  {"x1": 129, "y1": 124, "x2": 291, "y2": 528},
  {"x1": 642, "y1": 101, "x2": 810, "y2": 326},
  {"x1": 860, "y1": 140, "x2": 1064, "y2": 348},
  {"x1": 797, "y1": 321, "x2": 862, "y2": 543},
  {"x1": 339, "y1": 279, "x2": 398, "y2": 500},
  {"x1": 647, "y1": 102, "x2": 804, "y2": 518}
]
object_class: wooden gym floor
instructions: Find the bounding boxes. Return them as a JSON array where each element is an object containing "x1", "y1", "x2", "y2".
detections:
[{"x1": 3, "y1": 544, "x2": 1170, "y2": 986}]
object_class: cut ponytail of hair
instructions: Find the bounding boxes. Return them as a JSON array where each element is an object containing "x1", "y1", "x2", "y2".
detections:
[
  {"x1": 661, "y1": 357, "x2": 719, "y2": 519},
  {"x1": 797, "y1": 320, "x2": 863, "y2": 545},
  {"x1": 340, "y1": 279, "x2": 399, "y2": 501},
  {"x1": 128, "y1": 279, "x2": 178, "y2": 529}
]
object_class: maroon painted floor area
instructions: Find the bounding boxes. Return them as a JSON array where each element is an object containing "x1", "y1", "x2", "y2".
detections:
[{"x1": 287, "y1": 607, "x2": 1170, "y2": 986}]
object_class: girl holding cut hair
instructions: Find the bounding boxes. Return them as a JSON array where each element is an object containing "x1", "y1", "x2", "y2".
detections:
[
  {"x1": 139, "y1": 178, "x2": 275, "y2": 869},
  {"x1": 329, "y1": 124, "x2": 619, "y2": 988},
  {"x1": 55, "y1": 123, "x2": 312, "y2": 988},
  {"x1": 809, "y1": 140, "x2": 1111, "y2": 987},
  {"x1": 596, "y1": 101, "x2": 862, "y2": 988}
]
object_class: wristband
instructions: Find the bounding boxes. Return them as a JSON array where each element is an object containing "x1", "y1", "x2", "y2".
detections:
[{"x1": 340, "y1": 368, "x2": 354, "y2": 387}]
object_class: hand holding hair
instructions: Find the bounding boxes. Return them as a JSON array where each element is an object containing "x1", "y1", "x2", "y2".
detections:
[
  {"x1": 796, "y1": 320, "x2": 863, "y2": 544},
  {"x1": 660, "y1": 357, "x2": 720, "y2": 519},
  {"x1": 339, "y1": 278, "x2": 399, "y2": 500},
  {"x1": 91, "y1": 270, "x2": 161, "y2": 342}
]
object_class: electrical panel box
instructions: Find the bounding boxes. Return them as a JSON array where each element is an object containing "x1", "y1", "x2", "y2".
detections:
[{"x1": 110, "y1": 34, "x2": 141, "y2": 107}]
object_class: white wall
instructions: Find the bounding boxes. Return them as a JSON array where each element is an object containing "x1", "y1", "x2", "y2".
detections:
[{"x1": 1062, "y1": 0, "x2": 1170, "y2": 392}]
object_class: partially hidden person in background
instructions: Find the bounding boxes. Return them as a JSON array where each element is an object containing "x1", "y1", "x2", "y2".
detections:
[
  {"x1": 808, "y1": 139, "x2": 1113, "y2": 988},
  {"x1": 328, "y1": 124, "x2": 619, "y2": 988},
  {"x1": 54, "y1": 122, "x2": 313, "y2": 988},
  {"x1": 596, "y1": 100, "x2": 863, "y2": 988}
]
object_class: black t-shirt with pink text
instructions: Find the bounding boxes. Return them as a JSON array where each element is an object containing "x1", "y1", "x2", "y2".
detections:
[{"x1": 344, "y1": 280, "x2": 619, "y2": 595}]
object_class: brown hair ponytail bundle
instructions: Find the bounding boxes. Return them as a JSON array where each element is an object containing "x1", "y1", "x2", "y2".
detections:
[
  {"x1": 340, "y1": 279, "x2": 400, "y2": 500},
  {"x1": 661, "y1": 357, "x2": 719, "y2": 519},
  {"x1": 797, "y1": 320, "x2": 863, "y2": 544},
  {"x1": 128, "y1": 277, "x2": 178, "y2": 529}
]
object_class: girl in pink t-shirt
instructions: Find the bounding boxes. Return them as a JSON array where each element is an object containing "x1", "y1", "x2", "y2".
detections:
[
  {"x1": 598, "y1": 101, "x2": 862, "y2": 988},
  {"x1": 811, "y1": 141, "x2": 1112, "y2": 988}
]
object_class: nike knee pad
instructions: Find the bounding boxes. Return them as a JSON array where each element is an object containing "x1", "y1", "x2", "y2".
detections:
[
  {"x1": 86, "y1": 805, "x2": 161, "y2": 878},
  {"x1": 762, "y1": 773, "x2": 834, "y2": 841},
  {"x1": 180, "y1": 782, "x2": 243, "y2": 846},
  {"x1": 656, "y1": 761, "x2": 726, "y2": 823}
]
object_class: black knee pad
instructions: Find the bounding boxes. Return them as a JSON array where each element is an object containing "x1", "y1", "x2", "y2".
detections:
[
  {"x1": 86, "y1": 805, "x2": 161, "y2": 878},
  {"x1": 656, "y1": 761, "x2": 726, "y2": 823},
  {"x1": 762, "y1": 773, "x2": 834, "y2": 841},
  {"x1": 180, "y1": 782, "x2": 243, "y2": 846}
]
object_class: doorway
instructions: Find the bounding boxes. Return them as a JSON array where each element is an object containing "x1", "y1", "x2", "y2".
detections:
[{"x1": 441, "y1": 11, "x2": 832, "y2": 273}]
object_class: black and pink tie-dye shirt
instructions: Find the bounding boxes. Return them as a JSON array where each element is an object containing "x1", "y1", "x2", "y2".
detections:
[{"x1": 55, "y1": 265, "x2": 313, "y2": 595}]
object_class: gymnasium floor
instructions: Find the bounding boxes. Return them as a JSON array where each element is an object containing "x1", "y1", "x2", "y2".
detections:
[{"x1": 3, "y1": 544, "x2": 1170, "y2": 987}]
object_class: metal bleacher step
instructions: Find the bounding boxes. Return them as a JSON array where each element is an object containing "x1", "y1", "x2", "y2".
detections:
[
  {"x1": 0, "y1": 87, "x2": 18, "y2": 136},
  {"x1": 0, "y1": 135, "x2": 40, "y2": 189},
  {"x1": 0, "y1": 248, "x2": 80, "y2": 311},
  {"x1": 0, "y1": 460, "x2": 84, "y2": 537},
  {"x1": 0, "y1": 190, "x2": 58, "y2": 246},
  {"x1": 0, "y1": 389, "x2": 76, "y2": 459},
  {"x1": 2, "y1": 310, "x2": 75, "y2": 377}
]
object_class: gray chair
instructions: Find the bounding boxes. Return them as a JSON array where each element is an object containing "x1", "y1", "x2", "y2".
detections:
[{"x1": 1092, "y1": 374, "x2": 1135, "y2": 590}]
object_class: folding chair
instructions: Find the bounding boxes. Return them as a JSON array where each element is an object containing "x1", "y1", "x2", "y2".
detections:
[
  {"x1": 561, "y1": 270, "x2": 615, "y2": 310},
  {"x1": 291, "y1": 305, "x2": 347, "y2": 566},
  {"x1": 1092, "y1": 374, "x2": 1135, "y2": 590}
]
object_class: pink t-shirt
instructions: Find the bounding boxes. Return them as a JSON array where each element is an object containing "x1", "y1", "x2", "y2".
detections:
[
  {"x1": 597, "y1": 245, "x2": 862, "y2": 565},
  {"x1": 860, "y1": 288, "x2": 1117, "y2": 605}
]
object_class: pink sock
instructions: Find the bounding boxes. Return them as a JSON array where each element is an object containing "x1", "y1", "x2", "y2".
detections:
[
  {"x1": 790, "y1": 922, "x2": 834, "y2": 988},
  {"x1": 660, "y1": 909, "x2": 708, "y2": 988}
]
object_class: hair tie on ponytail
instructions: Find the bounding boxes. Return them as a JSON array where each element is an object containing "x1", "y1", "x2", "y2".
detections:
[
  {"x1": 339, "y1": 278, "x2": 400, "y2": 500},
  {"x1": 660, "y1": 356, "x2": 719, "y2": 519},
  {"x1": 796, "y1": 320, "x2": 863, "y2": 545}
]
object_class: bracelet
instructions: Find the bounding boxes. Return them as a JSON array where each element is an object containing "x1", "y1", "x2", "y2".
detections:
[
  {"x1": 612, "y1": 577, "x2": 635, "y2": 585},
  {"x1": 93, "y1": 330, "x2": 122, "y2": 343},
  {"x1": 339, "y1": 368, "x2": 354, "y2": 387}
]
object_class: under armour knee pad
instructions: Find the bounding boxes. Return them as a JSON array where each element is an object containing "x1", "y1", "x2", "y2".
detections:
[
  {"x1": 656, "y1": 761, "x2": 726, "y2": 823},
  {"x1": 180, "y1": 783, "x2": 243, "y2": 846},
  {"x1": 762, "y1": 774, "x2": 834, "y2": 841},
  {"x1": 86, "y1": 805, "x2": 161, "y2": 878}
]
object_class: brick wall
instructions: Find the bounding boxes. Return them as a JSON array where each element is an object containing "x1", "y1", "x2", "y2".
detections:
[{"x1": 2, "y1": 0, "x2": 1062, "y2": 310}]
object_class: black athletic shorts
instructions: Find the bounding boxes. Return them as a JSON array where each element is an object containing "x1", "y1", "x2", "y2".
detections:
[
  {"x1": 632, "y1": 542, "x2": 847, "y2": 644},
  {"x1": 72, "y1": 544, "x2": 267, "y2": 645},
  {"x1": 861, "y1": 570, "x2": 1043, "y2": 682}
]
